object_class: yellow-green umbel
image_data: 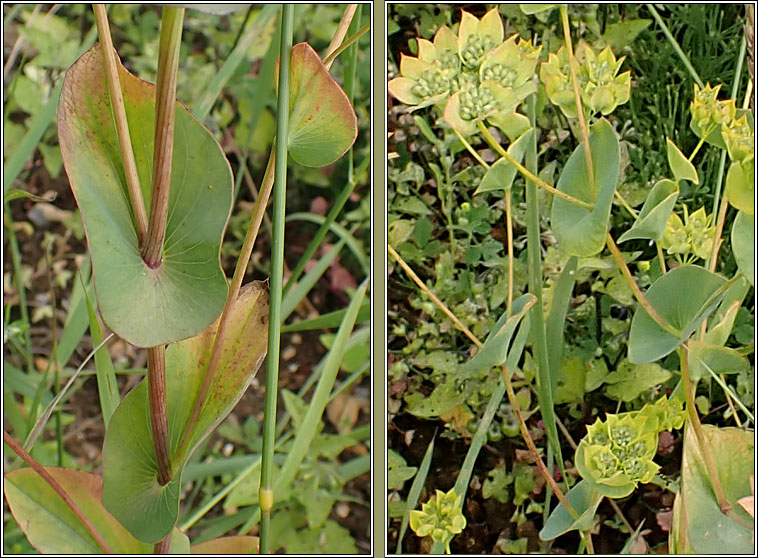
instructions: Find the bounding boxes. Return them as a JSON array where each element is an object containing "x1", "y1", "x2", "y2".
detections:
[{"x1": 409, "y1": 487, "x2": 467, "y2": 554}]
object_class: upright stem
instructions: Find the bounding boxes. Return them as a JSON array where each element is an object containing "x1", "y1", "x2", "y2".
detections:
[
  {"x1": 679, "y1": 346, "x2": 731, "y2": 513},
  {"x1": 560, "y1": 5, "x2": 595, "y2": 200},
  {"x1": 141, "y1": 6, "x2": 184, "y2": 268},
  {"x1": 524, "y1": 95, "x2": 567, "y2": 488},
  {"x1": 147, "y1": 346, "x2": 172, "y2": 485},
  {"x1": 323, "y1": 4, "x2": 357, "y2": 71},
  {"x1": 260, "y1": 5, "x2": 294, "y2": 553},
  {"x1": 173, "y1": 151, "x2": 276, "y2": 462},
  {"x1": 3, "y1": 431, "x2": 114, "y2": 554},
  {"x1": 92, "y1": 4, "x2": 148, "y2": 245},
  {"x1": 153, "y1": 535, "x2": 171, "y2": 554}
]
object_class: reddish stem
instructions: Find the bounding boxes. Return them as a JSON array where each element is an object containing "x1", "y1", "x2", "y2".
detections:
[{"x1": 147, "y1": 346, "x2": 172, "y2": 485}]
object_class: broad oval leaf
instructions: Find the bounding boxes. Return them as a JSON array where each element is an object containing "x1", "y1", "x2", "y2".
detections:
[
  {"x1": 551, "y1": 118, "x2": 619, "y2": 257},
  {"x1": 539, "y1": 479, "x2": 603, "y2": 541},
  {"x1": 58, "y1": 44, "x2": 233, "y2": 347},
  {"x1": 475, "y1": 130, "x2": 532, "y2": 195},
  {"x1": 671, "y1": 425, "x2": 754, "y2": 554},
  {"x1": 731, "y1": 211, "x2": 754, "y2": 285},
  {"x1": 628, "y1": 266, "x2": 726, "y2": 363},
  {"x1": 102, "y1": 282, "x2": 269, "y2": 542},
  {"x1": 618, "y1": 179, "x2": 679, "y2": 243},
  {"x1": 603, "y1": 360, "x2": 671, "y2": 402},
  {"x1": 280, "y1": 43, "x2": 358, "y2": 167},
  {"x1": 4, "y1": 468, "x2": 151, "y2": 554},
  {"x1": 725, "y1": 160, "x2": 755, "y2": 215},
  {"x1": 666, "y1": 138, "x2": 699, "y2": 184}
]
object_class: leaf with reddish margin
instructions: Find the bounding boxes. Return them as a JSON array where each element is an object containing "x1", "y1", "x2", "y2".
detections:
[
  {"x1": 276, "y1": 42, "x2": 358, "y2": 167},
  {"x1": 3, "y1": 467, "x2": 151, "y2": 554},
  {"x1": 102, "y1": 282, "x2": 269, "y2": 543},
  {"x1": 58, "y1": 43, "x2": 232, "y2": 347}
]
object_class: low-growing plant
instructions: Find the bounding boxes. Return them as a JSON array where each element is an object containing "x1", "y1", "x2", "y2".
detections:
[
  {"x1": 388, "y1": 4, "x2": 752, "y2": 554},
  {"x1": 4, "y1": 3, "x2": 370, "y2": 554}
]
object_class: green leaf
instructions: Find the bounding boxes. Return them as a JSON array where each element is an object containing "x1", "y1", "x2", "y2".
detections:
[
  {"x1": 601, "y1": 19, "x2": 651, "y2": 50},
  {"x1": 102, "y1": 282, "x2": 269, "y2": 542},
  {"x1": 388, "y1": 449, "x2": 418, "y2": 491},
  {"x1": 539, "y1": 480, "x2": 603, "y2": 541},
  {"x1": 666, "y1": 138, "x2": 699, "y2": 184},
  {"x1": 618, "y1": 179, "x2": 679, "y2": 243},
  {"x1": 671, "y1": 425, "x2": 754, "y2": 554},
  {"x1": 83, "y1": 282, "x2": 120, "y2": 427},
  {"x1": 475, "y1": 130, "x2": 532, "y2": 194},
  {"x1": 58, "y1": 44, "x2": 233, "y2": 347},
  {"x1": 397, "y1": 435, "x2": 435, "y2": 553},
  {"x1": 551, "y1": 118, "x2": 619, "y2": 257},
  {"x1": 462, "y1": 294, "x2": 536, "y2": 376},
  {"x1": 731, "y1": 211, "x2": 754, "y2": 286},
  {"x1": 688, "y1": 341, "x2": 749, "y2": 381},
  {"x1": 3, "y1": 189, "x2": 57, "y2": 203},
  {"x1": 3, "y1": 468, "x2": 151, "y2": 554},
  {"x1": 603, "y1": 360, "x2": 671, "y2": 402},
  {"x1": 704, "y1": 278, "x2": 749, "y2": 346},
  {"x1": 628, "y1": 266, "x2": 726, "y2": 363},
  {"x1": 725, "y1": 160, "x2": 755, "y2": 215},
  {"x1": 281, "y1": 43, "x2": 358, "y2": 167},
  {"x1": 191, "y1": 536, "x2": 259, "y2": 554}
]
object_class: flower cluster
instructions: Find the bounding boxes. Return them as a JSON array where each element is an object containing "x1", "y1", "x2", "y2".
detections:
[
  {"x1": 388, "y1": 8, "x2": 540, "y2": 139},
  {"x1": 689, "y1": 82, "x2": 754, "y2": 214},
  {"x1": 409, "y1": 488, "x2": 467, "y2": 554},
  {"x1": 662, "y1": 205, "x2": 716, "y2": 260},
  {"x1": 540, "y1": 40, "x2": 630, "y2": 118},
  {"x1": 576, "y1": 396, "x2": 685, "y2": 498}
]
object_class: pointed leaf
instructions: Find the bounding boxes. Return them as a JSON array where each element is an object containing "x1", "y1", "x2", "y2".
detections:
[
  {"x1": 462, "y1": 294, "x2": 536, "y2": 376},
  {"x1": 58, "y1": 44, "x2": 233, "y2": 347},
  {"x1": 279, "y1": 43, "x2": 357, "y2": 167},
  {"x1": 666, "y1": 138, "x2": 699, "y2": 183},
  {"x1": 731, "y1": 211, "x2": 754, "y2": 286},
  {"x1": 551, "y1": 118, "x2": 619, "y2": 257},
  {"x1": 539, "y1": 480, "x2": 603, "y2": 541},
  {"x1": 475, "y1": 130, "x2": 532, "y2": 194},
  {"x1": 3, "y1": 468, "x2": 151, "y2": 554},
  {"x1": 672, "y1": 425, "x2": 754, "y2": 554},
  {"x1": 688, "y1": 341, "x2": 749, "y2": 381},
  {"x1": 628, "y1": 266, "x2": 726, "y2": 363},
  {"x1": 618, "y1": 179, "x2": 678, "y2": 243},
  {"x1": 102, "y1": 282, "x2": 269, "y2": 542}
]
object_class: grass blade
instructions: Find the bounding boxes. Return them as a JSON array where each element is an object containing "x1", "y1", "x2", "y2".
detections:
[
  {"x1": 82, "y1": 278, "x2": 119, "y2": 427},
  {"x1": 396, "y1": 433, "x2": 435, "y2": 554}
]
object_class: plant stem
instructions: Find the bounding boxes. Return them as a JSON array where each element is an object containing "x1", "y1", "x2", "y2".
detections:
[
  {"x1": 524, "y1": 94, "x2": 570, "y2": 494},
  {"x1": 505, "y1": 192, "x2": 514, "y2": 314},
  {"x1": 3, "y1": 430, "x2": 114, "y2": 554},
  {"x1": 153, "y1": 536, "x2": 171, "y2": 554},
  {"x1": 656, "y1": 243, "x2": 667, "y2": 274},
  {"x1": 92, "y1": 4, "x2": 148, "y2": 246},
  {"x1": 388, "y1": 245, "x2": 479, "y2": 347},
  {"x1": 646, "y1": 4, "x2": 704, "y2": 88},
  {"x1": 323, "y1": 4, "x2": 357, "y2": 71},
  {"x1": 321, "y1": 23, "x2": 370, "y2": 69},
  {"x1": 147, "y1": 346, "x2": 172, "y2": 485},
  {"x1": 141, "y1": 6, "x2": 184, "y2": 268},
  {"x1": 477, "y1": 121, "x2": 593, "y2": 209},
  {"x1": 605, "y1": 232, "x2": 680, "y2": 337},
  {"x1": 679, "y1": 345, "x2": 731, "y2": 513},
  {"x1": 710, "y1": 36, "x2": 746, "y2": 225},
  {"x1": 173, "y1": 150, "x2": 276, "y2": 463},
  {"x1": 560, "y1": 5, "x2": 595, "y2": 200},
  {"x1": 259, "y1": 5, "x2": 293, "y2": 553}
]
